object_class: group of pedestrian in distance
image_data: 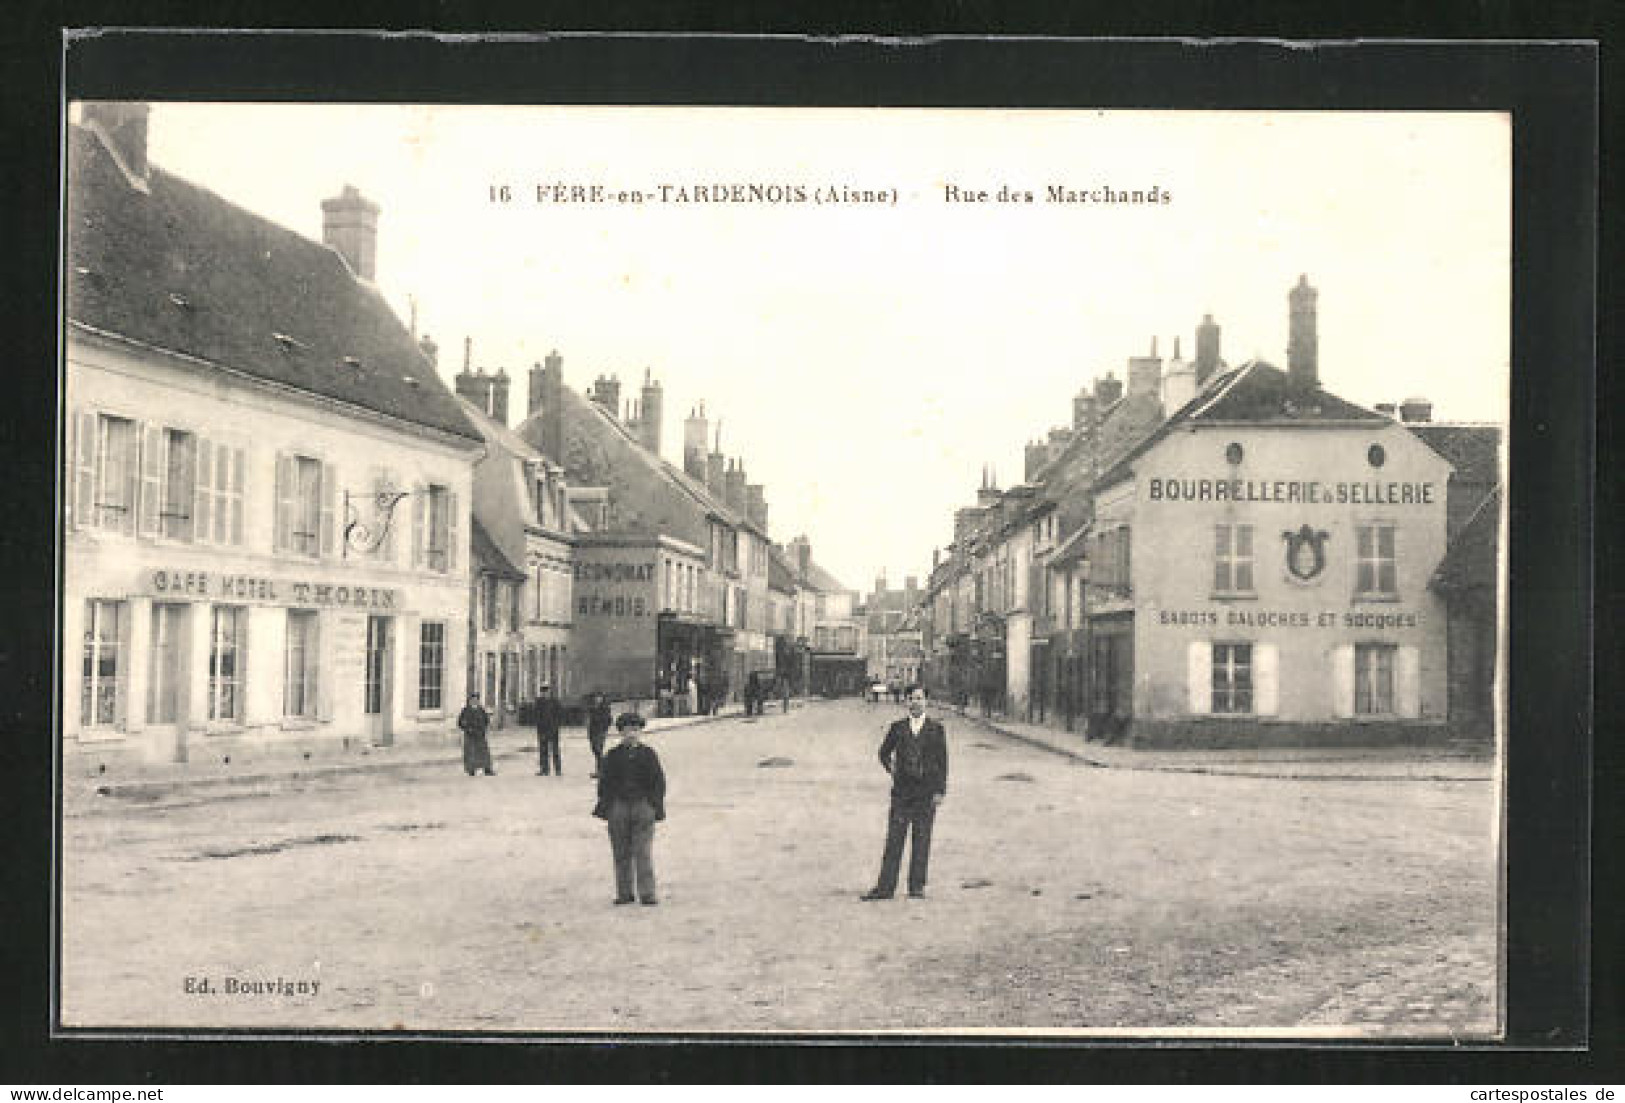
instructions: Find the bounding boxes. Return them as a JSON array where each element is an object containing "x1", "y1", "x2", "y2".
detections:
[{"x1": 454, "y1": 681, "x2": 948, "y2": 908}]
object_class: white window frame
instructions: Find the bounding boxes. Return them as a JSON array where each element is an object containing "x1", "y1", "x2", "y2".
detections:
[
  {"x1": 283, "y1": 610, "x2": 320, "y2": 719},
  {"x1": 1354, "y1": 642, "x2": 1397, "y2": 716},
  {"x1": 158, "y1": 427, "x2": 196, "y2": 541},
  {"x1": 207, "y1": 605, "x2": 246, "y2": 723},
  {"x1": 1355, "y1": 522, "x2": 1399, "y2": 600},
  {"x1": 1213, "y1": 523, "x2": 1255, "y2": 595},
  {"x1": 93, "y1": 413, "x2": 138, "y2": 531},
  {"x1": 419, "y1": 621, "x2": 446, "y2": 712},
  {"x1": 1211, "y1": 641, "x2": 1254, "y2": 715},
  {"x1": 81, "y1": 598, "x2": 125, "y2": 728}
]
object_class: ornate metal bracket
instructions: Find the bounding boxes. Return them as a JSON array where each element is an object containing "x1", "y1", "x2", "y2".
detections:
[{"x1": 342, "y1": 488, "x2": 412, "y2": 558}]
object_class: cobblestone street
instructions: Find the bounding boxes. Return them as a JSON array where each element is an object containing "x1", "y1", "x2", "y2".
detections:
[{"x1": 60, "y1": 699, "x2": 1500, "y2": 1037}]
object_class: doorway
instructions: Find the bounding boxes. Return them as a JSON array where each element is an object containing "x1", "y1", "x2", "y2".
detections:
[{"x1": 364, "y1": 615, "x2": 393, "y2": 745}]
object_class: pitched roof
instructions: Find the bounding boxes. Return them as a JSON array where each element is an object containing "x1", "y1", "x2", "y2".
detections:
[
  {"x1": 518, "y1": 382, "x2": 779, "y2": 552},
  {"x1": 1094, "y1": 360, "x2": 1384, "y2": 489},
  {"x1": 802, "y1": 558, "x2": 848, "y2": 594},
  {"x1": 767, "y1": 546, "x2": 798, "y2": 594},
  {"x1": 1409, "y1": 423, "x2": 1502, "y2": 485},
  {"x1": 470, "y1": 518, "x2": 526, "y2": 579},
  {"x1": 457, "y1": 395, "x2": 549, "y2": 465},
  {"x1": 1431, "y1": 486, "x2": 1502, "y2": 593},
  {"x1": 66, "y1": 126, "x2": 480, "y2": 444}
]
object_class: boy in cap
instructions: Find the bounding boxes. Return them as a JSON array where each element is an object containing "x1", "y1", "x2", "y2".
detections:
[{"x1": 592, "y1": 712, "x2": 666, "y2": 906}]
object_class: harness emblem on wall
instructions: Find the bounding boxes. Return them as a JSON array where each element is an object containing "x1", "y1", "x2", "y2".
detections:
[{"x1": 1281, "y1": 524, "x2": 1330, "y2": 583}]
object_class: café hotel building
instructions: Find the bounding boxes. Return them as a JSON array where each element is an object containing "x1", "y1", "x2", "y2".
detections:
[{"x1": 63, "y1": 104, "x2": 483, "y2": 766}]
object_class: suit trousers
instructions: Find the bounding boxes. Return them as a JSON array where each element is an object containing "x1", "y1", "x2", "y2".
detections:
[
  {"x1": 875, "y1": 793, "x2": 938, "y2": 896},
  {"x1": 607, "y1": 799, "x2": 658, "y2": 903},
  {"x1": 537, "y1": 730, "x2": 561, "y2": 774}
]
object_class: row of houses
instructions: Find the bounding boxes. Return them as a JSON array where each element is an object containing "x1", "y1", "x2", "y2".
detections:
[
  {"x1": 63, "y1": 103, "x2": 863, "y2": 768},
  {"x1": 914, "y1": 280, "x2": 1502, "y2": 748}
]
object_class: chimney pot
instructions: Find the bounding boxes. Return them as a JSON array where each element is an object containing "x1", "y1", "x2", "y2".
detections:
[{"x1": 321, "y1": 183, "x2": 381, "y2": 281}]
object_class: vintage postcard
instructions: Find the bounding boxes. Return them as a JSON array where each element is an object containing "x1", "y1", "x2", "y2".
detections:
[{"x1": 59, "y1": 80, "x2": 1514, "y2": 1037}]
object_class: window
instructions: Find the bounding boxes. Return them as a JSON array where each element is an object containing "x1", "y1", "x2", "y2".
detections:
[
  {"x1": 509, "y1": 580, "x2": 522, "y2": 632},
  {"x1": 424, "y1": 484, "x2": 452, "y2": 572},
  {"x1": 1213, "y1": 524, "x2": 1255, "y2": 594},
  {"x1": 94, "y1": 414, "x2": 138, "y2": 530},
  {"x1": 284, "y1": 610, "x2": 319, "y2": 718},
  {"x1": 419, "y1": 622, "x2": 446, "y2": 711},
  {"x1": 208, "y1": 606, "x2": 246, "y2": 722},
  {"x1": 291, "y1": 457, "x2": 322, "y2": 555},
  {"x1": 1355, "y1": 643, "x2": 1396, "y2": 715},
  {"x1": 159, "y1": 428, "x2": 195, "y2": 540},
  {"x1": 481, "y1": 574, "x2": 500, "y2": 632},
  {"x1": 1355, "y1": 524, "x2": 1398, "y2": 598},
  {"x1": 1211, "y1": 643, "x2": 1253, "y2": 714},
  {"x1": 193, "y1": 439, "x2": 246, "y2": 547},
  {"x1": 81, "y1": 599, "x2": 124, "y2": 726}
]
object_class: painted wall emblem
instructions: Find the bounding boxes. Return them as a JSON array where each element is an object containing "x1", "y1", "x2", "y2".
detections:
[{"x1": 1281, "y1": 524, "x2": 1331, "y2": 582}]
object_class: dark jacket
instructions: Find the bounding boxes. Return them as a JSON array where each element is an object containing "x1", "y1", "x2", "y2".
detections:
[
  {"x1": 587, "y1": 700, "x2": 613, "y2": 738},
  {"x1": 534, "y1": 695, "x2": 562, "y2": 736},
  {"x1": 878, "y1": 717, "x2": 948, "y2": 801},
  {"x1": 457, "y1": 704, "x2": 490, "y2": 739},
  {"x1": 593, "y1": 741, "x2": 667, "y2": 821}
]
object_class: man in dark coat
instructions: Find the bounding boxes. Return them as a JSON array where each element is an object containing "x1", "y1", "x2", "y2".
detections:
[
  {"x1": 457, "y1": 693, "x2": 495, "y2": 776},
  {"x1": 861, "y1": 685, "x2": 948, "y2": 900},
  {"x1": 593, "y1": 712, "x2": 666, "y2": 906},
  {"x1": 534, "y1": 684, "x2": 563, "y2": 776},
  {"x1": 586, "y1": 691, "x2": 613, "y2": 778}
]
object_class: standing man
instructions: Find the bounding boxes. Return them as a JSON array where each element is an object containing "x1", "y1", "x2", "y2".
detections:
[
  {"x1": 593, "y1": 712, "x2": 666, "y2": 906},
  {"x1": 457, "y1": 693, "x2": 495, "y2": 777},
  {"x1": 861, "y1": 685, "x2": 948, "y2": 901},
  {"x1": 534, "y1": 684, "x2": 563, "y2": 776},
  {"x1": 586, "y1": 691, "x2": 613, "y2": 778}
]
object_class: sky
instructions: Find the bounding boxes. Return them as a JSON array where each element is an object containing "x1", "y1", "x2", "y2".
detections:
[{"x1": 137, "y1": 104, "x2": 1509, "y2": 594}]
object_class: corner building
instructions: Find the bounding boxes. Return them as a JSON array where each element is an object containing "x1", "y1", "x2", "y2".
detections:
[
  {"x1": 1091, "y1": 361, "x2": 1457, "y2": 746},
  {"x1": 63, "y1": 106, "x2": 483, "y2": 767}
]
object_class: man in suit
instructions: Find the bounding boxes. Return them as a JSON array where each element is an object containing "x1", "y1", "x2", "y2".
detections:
[
  {"x1": 861, "y1": 684, "x2": 948, "y2": 901},
  {"x1": 593, "y1": 712, "x2": 666, "y2": 906},
  {"x1": 534, "y1": 684, "x2": 563, "y2": 776}
]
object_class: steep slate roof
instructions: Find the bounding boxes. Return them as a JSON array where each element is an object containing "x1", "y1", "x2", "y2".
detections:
[
  {"x1": 801, "y1": 558, "x2": 849, "y2": 595},
  {"x1": 516, "y1": 384, "x2": 765, "y2": 547},
  {"x1": 767, "y1": 546, "x2": 798, "y2": 594},
  {"x1": 66, "y1": 126, "x2": 479, "y2": 444},
  {"x1": 471, "y1": 517, "x2": 526, "y2": 579},
  {"x1": 1409, "y1": 423, "x2": 1502, "y2": 486},
  {"x1": 458, "y1": 395, "x2": 550, "y2": 466},
  {"x1": 1431, "y1": 486, "x2": 1501, "y2": 593},
  {"x1": 1093, "y1": 360, "x2": 1384, "y2": 490}
]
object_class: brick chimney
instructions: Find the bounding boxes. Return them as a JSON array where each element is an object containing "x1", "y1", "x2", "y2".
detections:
[
  {"x1": 1195, "y1": 313, "x2": 1222, "y2": 386},
  {"x1": 1399, "y1": 396, "x2": 1433, "y2": 423},
  {"x1": 746, "y1": 484, "x2": 768, "y2": 531},
  {"x1": 82, "y1": 102, "x2": 151, "y2": 188},
  {"x1": 1095, "y1": 372, "x2": 1124, "y2": 407},
  {"x1": 706, "y1": 443, "x2": 726, "y2": 497},
  {"x1": 789, "y1": 536, "x2": 812, "y2": 584},
  {"x1": 725, "y1": 460, "x2": 748, "y2": 512},
  {"x1": 639, "y1": 369, "x2": 663, "y2": 456},
  {"x1": 684, "y1": 403, "x2": 709, "y2": 480},
  {"x1": 529, "y1": 351, "x2": 566, "y2": 462},
  {"x1": 1128, "y1": 337, "x2": 1163, "y2": 399},
  {"x1": 1024, "y1": 440, "x2": 1049, "y2": 481},
  {"x1": 1288, "y1": 274, "x2": 1319, "y2": 390},
  {"x1": 419, "y1": 334, "x2": 439, "y2": 368},
  {"x1": 321, "y1": 184, "x2": 380, "y2": 281}
]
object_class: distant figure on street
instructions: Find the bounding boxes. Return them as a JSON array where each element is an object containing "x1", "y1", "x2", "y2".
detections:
[
  {"x1": 686, "y1": 676, "x2": 700, "y2": 718},
  {"x1": 745, "y1": 672, "x2": 762, "y2": 717},
  {"x1": 861, "y1": 685, "x2": 948, "y2": 901},
  {"x1": 593, "y1": 712, "x2": 666, "y2": 906},
  {"x1": 457, "y1": 693, "x2": 495, "y2": 777},
  {"x1": 586, "y1": 691, "x2": 613, "y2": 778},
  {"x1": 534, "y1": 684, "x2": 563, "y2": 776},
  {"x1": 780, "y1": 676, "x2": 791, "y2": 714}
]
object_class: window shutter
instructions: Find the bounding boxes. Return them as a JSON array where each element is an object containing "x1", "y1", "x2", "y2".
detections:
[
  {"x1": 411, "y1": 484, "x2": 425, "y2": 569},
  {"x1": 274, "y1": 453, "x2": 295, "y2": 553},
  {"x1": 137, "y1": 424, "x2": 162, "y2": 538},
  {"x1": 1332, "y1": 644, "x2": 1355, "y2": 718},
  {"x1": 229, "y1": 447, "x2": 245, "y2": 546},
  {"x1": 118, "y1": 425, "x2": 140, "y2": 536},
  {"x1": 1186, "y1": 641, "x2": 1211, "y2": 715},
  {"x1": 316, "y1": 612, "x2": 335, "y2": 722},
  {"x1": 1255, "y1": 643, "x2": 1279, "y2": 716},
  {"x1": 212, "y1": 441, "x2": 229, "y2": 544},
  {"x1": 446, "y1": 490, "x2": 460, "y2": 572},
  {"x1": 71, "y1": 409, "x2": 97, "y2": 529},
  {"x1": 319, "y1": 461, "x2": 336, "y2": 557},
  {"x1": 114, "y1": 603, "x2": 132, "y2": 730},
  {"x1": 1396, "y1": 645, "x2": 1421, "y2": 718},
  {"x1": 194, "y1": 439, "x2": 214, "y2": 544}
]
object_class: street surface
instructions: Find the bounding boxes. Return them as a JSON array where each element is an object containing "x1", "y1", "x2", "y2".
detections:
[{"x1": 60, "y1": 698, "x2": 1499, "y2": 1036}]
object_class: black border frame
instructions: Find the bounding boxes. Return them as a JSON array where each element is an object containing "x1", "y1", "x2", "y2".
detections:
[{"x1": 3, "y1": 23, "x2": 1602, "y2": 1085}]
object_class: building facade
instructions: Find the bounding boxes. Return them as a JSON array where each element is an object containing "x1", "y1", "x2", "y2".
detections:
[{"x1": 64, "y1": 105, "x2": 482, "y2": 767}]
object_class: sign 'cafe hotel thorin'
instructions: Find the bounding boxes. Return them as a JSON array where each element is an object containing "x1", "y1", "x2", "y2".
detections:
[{"x1": 63, "y1": 105, "x2": 484, "y2": 765}]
